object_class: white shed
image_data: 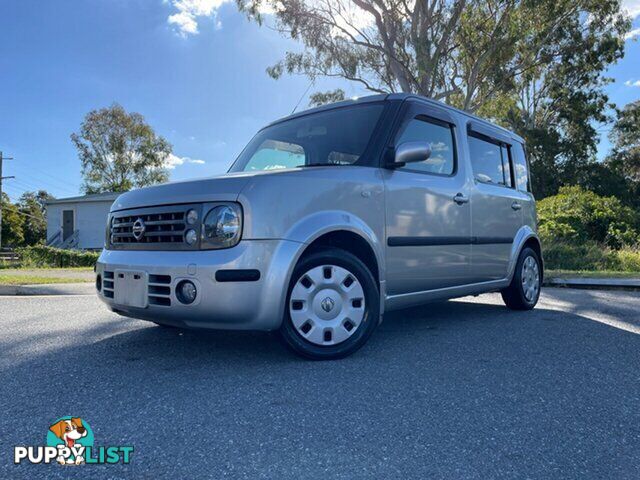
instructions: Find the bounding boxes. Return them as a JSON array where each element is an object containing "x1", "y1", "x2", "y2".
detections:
[{"x1": 46, "y1": 192, "x2": 119, "y2": 250}]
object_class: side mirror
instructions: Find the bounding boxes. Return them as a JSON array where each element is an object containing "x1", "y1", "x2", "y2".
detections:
[{"x1": 389, "y1": 141, "x2": 431, "y2": 168}]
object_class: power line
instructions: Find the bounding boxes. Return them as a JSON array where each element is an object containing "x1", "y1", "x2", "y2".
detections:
[
  {"x1": 10, "y1": 177, "x2": 77, "y2": 197},
  {"x1": 2, "y1": 183, "x2": 29, "y2": 198},
  {"x1": 25, "y1": 167, "x2": 82, "y2": 191},
  {"x1": 1, "y1": 201, "x2": 44, "y2": 222},
  {"x1": 7, "y1": 164, "x2": 80, "y2": 195},
  {"x1": 2, "y1": 184, "x2": 54, "y2": 205},
  {"x1": 4, "y1": 180, "x2": 75, "y2": 201},
  {"x1": 291, "y1": 79, "x2": 316, "y2": 114}
]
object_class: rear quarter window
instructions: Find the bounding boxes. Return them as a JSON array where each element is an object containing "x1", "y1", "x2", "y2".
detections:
[{"x1": 512, "y1": 142, "x2": 530, "y2": 192}]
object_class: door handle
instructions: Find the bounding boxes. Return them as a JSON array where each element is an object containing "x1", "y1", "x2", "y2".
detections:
[
  {"x1": 453, "y1": 193, "x2": 469, "y2": 205},
  {"x1": 511, "y1": 201, "x2": 522, "y2": 211}
]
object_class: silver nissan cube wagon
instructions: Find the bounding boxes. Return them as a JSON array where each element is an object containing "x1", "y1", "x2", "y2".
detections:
[{"x1": 96, "y1": 94, "x2": 542, "y2": 359}]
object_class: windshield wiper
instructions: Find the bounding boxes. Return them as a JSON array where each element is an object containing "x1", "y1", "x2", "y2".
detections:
[{"x1": 296, "y1": 163, "x2": 346, "y2": 168}]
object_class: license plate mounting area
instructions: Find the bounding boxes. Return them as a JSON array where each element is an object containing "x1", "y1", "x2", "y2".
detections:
[{"x1": 114, "y1": 270, "x2": 148, "y2": 308}]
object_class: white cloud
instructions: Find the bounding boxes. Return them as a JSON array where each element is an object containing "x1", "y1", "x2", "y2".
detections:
[
  {"x1": 623, "y1": 0, "x2": 640, "y2": 19},
  {"x1": 165, "y1": 0, "x2": 640, "y2": 38},
  {"x1": 625, "y1": 27, "x2": 640, "y2": 40},
  {"x1": 165, "y1": 153, "x2": 206, "y2": 169},
  {"x1": 624, "y1": 79, "x2": 640, "y2": 87},
  {"x1": 167, "y1": 0, "x2": 277, "y2": 35},
  {"x1": 167, "y1": 0, "x2": 232, "y2": 36}
]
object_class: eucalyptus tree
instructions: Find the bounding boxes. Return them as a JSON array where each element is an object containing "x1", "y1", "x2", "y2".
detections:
[
  {"x1": 71, "y1": 104, "x2": 171, "y2": 194},
  {"x1": 237, "y1": 0, "x2": 630, "y2": 198}
]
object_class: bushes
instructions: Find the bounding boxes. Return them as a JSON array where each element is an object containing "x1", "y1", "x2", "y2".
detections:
[
  {"x1": 538, "y1": 186, "x2": 640, "y2": 272},
  {"x1": 537, "y1": 186, "x2": 639, "y2": 249},
  {"x1": 542, "y1": 240, "x2": 640, "y2": 272},
  {"x1": 16, "y1": 246, "x2": 99, "y2": 268},
  {"x1": 542, "y1": 240, "x2": 609, "y2": 271},
  {"x1": 615, "y1": 248, "x2": 640, "y2": 272}
]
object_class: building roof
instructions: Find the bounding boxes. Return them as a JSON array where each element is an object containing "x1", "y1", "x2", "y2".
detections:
[{"x1": 46, "y1": 192, "x2": 120, "y2": 205}]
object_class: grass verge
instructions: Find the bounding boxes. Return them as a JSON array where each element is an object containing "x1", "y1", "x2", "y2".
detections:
[
  {"x1": 0, "y1": 267, "x2": 94, "y2": 285},
  {"x1": 545, "y1": 270, "x2": 640, "y2": 279},
  {"x1": 0, "y1": 274, "x2": 93, "y2": 285}
]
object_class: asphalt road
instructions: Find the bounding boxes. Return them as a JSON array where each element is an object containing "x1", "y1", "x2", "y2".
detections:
[{"x1": 1, "y1": 288, "x2": 639, "y2": 479}]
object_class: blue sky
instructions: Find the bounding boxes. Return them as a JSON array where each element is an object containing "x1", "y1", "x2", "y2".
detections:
[{"x1": 0, "y1": 0, "x2": 639, "y2": 201}]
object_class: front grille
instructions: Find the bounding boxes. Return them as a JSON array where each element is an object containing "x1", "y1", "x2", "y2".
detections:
[
  {"x1": 112, "y1": 213, "x2": 185, "y2": 244},
  {"x1": 103, "y1": 271, "x2": 114, "y2": 298},
  {"x1": 102, "y1": 270, "x2": 172, "y2": 307},
  {"x1": 148, "y1": 274, "x2": 172, "y2": 307},
  {"x1": 109, "y1": 204, "x2": 201, "y2": 250}
]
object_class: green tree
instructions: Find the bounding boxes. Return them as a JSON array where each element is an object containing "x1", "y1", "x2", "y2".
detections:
[
  {"x1": 609, "y1": 100, "x2": 640, "y2": 179},
  {"x1": 1, "y1": 193, "x2": 25, "y2": 247},
  {"x1": 238, "y1": 0, "x2": 629, "y2": 199},
  {"x1": 572, "y1": 161, "x2": 634, "y2": 207},
  {"x1": 71, "y1": 103, "x2": 172, "y2": 194},
  {"x1": 494, "y1": 0, "x2": 628, "y2": 199},
  {"x1": 18, "y1": 190, "x2": 53, "y2": 246}
]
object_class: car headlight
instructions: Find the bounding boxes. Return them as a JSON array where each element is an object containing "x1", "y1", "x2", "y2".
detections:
[{"x1": 201, "y1": 203, "x2": 242, "y2": 249}]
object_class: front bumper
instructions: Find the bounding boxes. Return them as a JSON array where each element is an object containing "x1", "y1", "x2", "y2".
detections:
[{"x1": 96, "y1": 239, "x2": 302, "y2": 331}]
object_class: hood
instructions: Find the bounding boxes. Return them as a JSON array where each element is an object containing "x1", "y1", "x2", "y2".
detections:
[{"x1": 111, "y1": 171, "x2": 256, "y2": 211}]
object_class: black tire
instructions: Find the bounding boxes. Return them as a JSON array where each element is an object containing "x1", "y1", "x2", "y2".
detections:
[
  {"x1": 501, "y1": 247, "x2": 541, "y2": 310},
  {"x1": 280, "y1": 248, "x2": 380, "y2": 360}
]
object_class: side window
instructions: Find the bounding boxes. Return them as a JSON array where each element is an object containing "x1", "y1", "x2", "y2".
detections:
[
  {"x1": 395, "y1": 117, "x2": 456, "y2": 175},
  {"x1": 243, "y1": 140, "x2": 305, "y2": 171},
  {"x1": 512, "y1": 142, "x2": 530, "y2": 192},
  {"x1": 468, "y1": 134, "x2": 512, "y2": 186}
]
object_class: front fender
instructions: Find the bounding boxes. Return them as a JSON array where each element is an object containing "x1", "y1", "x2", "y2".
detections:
[
  {"x1": 284, "y1": 210, "x2": 386, "y2": 284},
  {"x1": 279, "y1": 210, "x2": 387, "y2": 323}
]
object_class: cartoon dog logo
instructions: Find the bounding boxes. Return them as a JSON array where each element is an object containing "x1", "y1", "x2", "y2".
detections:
[{"x1": 49, "y1": 418, "x2": 87, "y2": 465}]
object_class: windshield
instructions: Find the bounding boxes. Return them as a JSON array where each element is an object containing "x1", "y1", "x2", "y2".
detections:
[{"x1": 229, "y1": 103, "x2": 384, "y2": 172}]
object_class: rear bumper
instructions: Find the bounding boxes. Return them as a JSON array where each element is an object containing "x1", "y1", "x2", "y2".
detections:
[{"x1": 96, "y1": 239, "x2": 302, "y2": 331}]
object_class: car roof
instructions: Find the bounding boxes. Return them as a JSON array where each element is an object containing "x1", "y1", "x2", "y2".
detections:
[{"x1": 268, "y1": 93, "x2": 524, "y2": 144}]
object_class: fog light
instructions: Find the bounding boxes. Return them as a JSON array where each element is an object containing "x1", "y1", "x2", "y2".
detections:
[
  {"x1": 185, "y1": 229, "x2": 197, "y2": 245},
  {"x1": 176, "y1": 280, "x2": 197, "y2": 305},
  {"x1": 186, "y1": 209, "x2": 198, "y2": 225},
  {"x1": 96, "y1": 274, "x2": 102, "y2": 292}
]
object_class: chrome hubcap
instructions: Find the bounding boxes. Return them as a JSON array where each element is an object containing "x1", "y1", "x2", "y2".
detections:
[
  {"x1": 289, "y1": 265, "x2": 365, "y2": 346},
  {"x1": 521, "y1": 255, "x2": 540, "y2": 302}
]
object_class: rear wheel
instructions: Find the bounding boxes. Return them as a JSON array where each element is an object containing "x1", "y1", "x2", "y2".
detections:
[
  {"x1": 280, "y1": 248, "x2": 380, "y2": 360},
  {"x1": 501, "y1": 247, "x2": 541, "y2": 310}
]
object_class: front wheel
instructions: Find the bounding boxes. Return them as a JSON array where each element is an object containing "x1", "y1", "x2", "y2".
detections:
[
  {"x1": 501, "y1": 247, "x2": 542, "y2": 310},
  {"x1": 280, "y1": 248, "x2": 380, "y2": 360}
]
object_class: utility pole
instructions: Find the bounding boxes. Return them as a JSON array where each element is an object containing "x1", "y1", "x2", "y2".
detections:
[{"x1": 0, "y1": 151, "x2": 15, "y2": 250}]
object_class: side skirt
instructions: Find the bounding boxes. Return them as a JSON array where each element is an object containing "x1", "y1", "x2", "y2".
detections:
[{"x1": 384, "y1": 278, "x2": 510, "y2": 312}]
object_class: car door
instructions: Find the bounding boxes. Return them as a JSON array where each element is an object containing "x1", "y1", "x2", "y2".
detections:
[
  {"x1": 382, "y1": 101, "x2": 472, "y2": 296},
  {"x1": 466, "y1": 123, "x2": 529, "y2": 282}
]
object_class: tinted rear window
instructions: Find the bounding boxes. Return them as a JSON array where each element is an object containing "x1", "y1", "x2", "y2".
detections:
[
  {"x1": 468, "y1": 135, "x2": 509, "y2": 185},
  {"x1": 512, "y1": 142, "x2": 530, "y2": 192}
]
